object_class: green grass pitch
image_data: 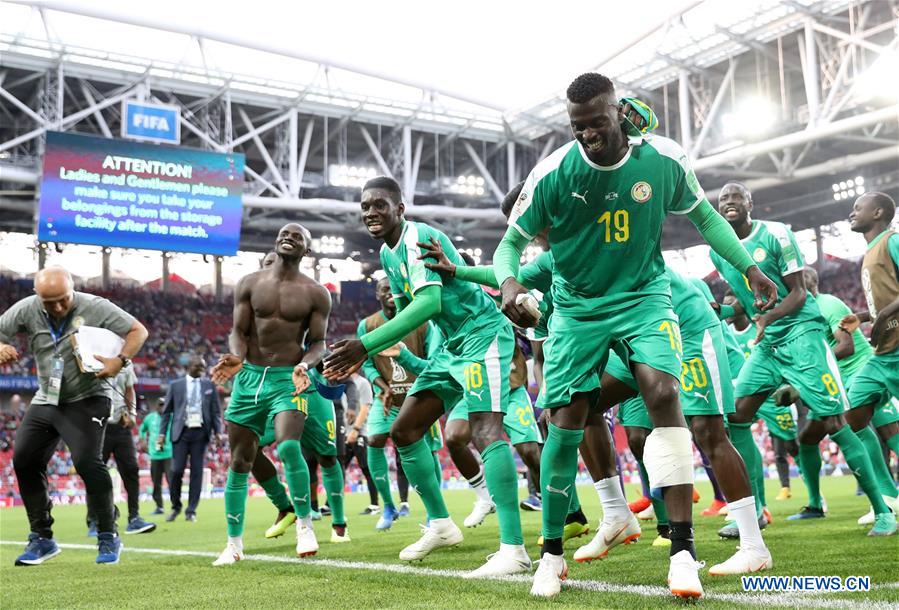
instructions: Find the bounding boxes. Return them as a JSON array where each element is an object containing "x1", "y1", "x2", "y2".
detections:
[{"x1": 1, "y1": 476, "x2": 897, "y2": 609}]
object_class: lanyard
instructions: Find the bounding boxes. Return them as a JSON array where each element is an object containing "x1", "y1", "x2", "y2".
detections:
[{"x1": 42, "y1": 310, "x2": 73, "y2": 350}]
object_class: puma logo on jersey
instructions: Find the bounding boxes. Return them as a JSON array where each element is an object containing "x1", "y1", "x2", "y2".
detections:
[
  {"x1": 330, "y1": 492, "x2": 342, "y2": 497},
  {"x1": 293, "y1": 495, "x2": 308, "y2": 504},
  {"x1": 91, "y1": 416, "x2": 106, "y2": 428},
  {"x1": 226, "y1": 513, "x2": 241, "y2": 523},
  {"x1": 570, "y1": 190, "x2": 589, "y2": 204},
  {"x1": 546, "y1": 484, "x2": 571, "y2": 498},
  {"x1": 691, "y1": 391, "x2": 710, "y2": 403},
  {"x1": 469, "y1": 390, "x2": 484, "y2": 400}
]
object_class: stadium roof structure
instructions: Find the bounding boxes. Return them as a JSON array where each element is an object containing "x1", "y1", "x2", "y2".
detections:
[{"x1": 0, "y1": 0, "x2": 897, "y2": 267}]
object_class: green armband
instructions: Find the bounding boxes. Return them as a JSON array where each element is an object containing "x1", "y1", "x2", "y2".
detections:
[
  {"x1": 493, "y1": 227, "x2": 529, "y2": 287},
  {"x1": 455, "y1": 265, "x2": 500, "y2": 289},
  {"x1": 718, "y1": 304, "x2": 735, "y2": 320},
  {"x1": 687, "y1": 200, "x2": 755, "y2": 274},
  {"x1": 360, "y1": 286, "x2": 440, "y2": 356}
]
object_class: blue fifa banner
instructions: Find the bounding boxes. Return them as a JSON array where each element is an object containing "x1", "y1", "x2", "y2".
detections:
[
  {"x1": 122, "y1": 100, "x2": 181, "y2": 144},
  {"x1": 0, "y1": 376, "x2": 38, "y2": 391}
]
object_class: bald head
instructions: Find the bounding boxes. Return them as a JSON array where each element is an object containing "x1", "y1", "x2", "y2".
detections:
[
  {"x1": 802, "y1": 267, "x2": 819, "y2": 297},
  {"x1": 34, "y1": 266, "x2": 75, "y2": 319}
]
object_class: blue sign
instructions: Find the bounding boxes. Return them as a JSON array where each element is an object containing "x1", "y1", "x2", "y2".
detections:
[
  {"x1": 0, "y1": 376, "x2": 38, "y2": 391},
  {"x1": 122, "y1": 100, "x2": 181, "y2": 144}
]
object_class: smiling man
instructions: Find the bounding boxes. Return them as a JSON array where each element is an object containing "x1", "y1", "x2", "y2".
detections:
[
  {"x1": 492, "y1": 73, "x2": 777, "y2": 599},
  {"x1": 209, "y1": 223, "x2": 333, "y2": 564},
  {"x1": 710, "y1": 183, "x2": 896, "y2": 537},
  {"x1": 324, "y1": 176, "x2": 529, "y2": 578}
]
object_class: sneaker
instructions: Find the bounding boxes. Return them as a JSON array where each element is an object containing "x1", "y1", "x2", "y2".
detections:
[
  {"x1": 296, "y1": 521, "x2": 319, "y2": 557},
  {"x1": 87, "y1": 521, "x2": 98, "y2": 538},
  {"x1": 652, "y1": 535, "x2": 671, "y2": 548},
  {"x1": 320, "y1": 504, "x2": 332, "y2": 516},
  {"x1": 125, "y1": 517, "x2": 156, "y2": 535},
  {"x1": 692, "y1": 487, "x2": 701, "y2": 504},
  {"x1": 96, "y1": 533, "x2": 123, "y2": 564},
  {"x1": 165, "y1": 509, "x2": 181, "y2": 522},
  {"x1": 858, "y1": 508, "x2": 875, "y2": 526},
  {"x1": 212, "y1": 541, "x2": 244, "y2": 566},
  {"x1": 787, "y1": 505, "x2": 825, "y2": 521},
  {"x1": 628, "y1": 496, "x2": 651, "y2": 514},
  {"x1": 398, "y1": 502, "x2": 410, "y2": 517},
  {"x1": 668, "y1": 550, "x2": 704, "y2": 598},
  {"x1": 573, "y1": 514, "x2": 641, "y2": 562},
  {"x1": 14, "y1": 534, "x2": 60, "y2": 566},
  {"x1": 399, "y1": 519, "x2": 463, "y2": 561},
  {"x1": 465, "y1": 544, "x2": 532, "y2": 578},
  {"x1": 637, "y1": 504, "x2": 655, "y2": 521},
  {"x1": 762, "y1": 507, "x2": 773, "y2": 524},
  {"x1": 309, "y1": 509, "x2": 322, "y2": 521},
  {"x1": 520, "y1": 494, "x2": 542, "y2": 511},
  {"x1": 709, "y1": 546, "x2": 773, "y2": 575},
  {"x1": 536, "y1": 519, "x2": 590, "y2": 546},
  {"x1": 151, "y1": 507, "x2": 165, "y2": 515},
  {"x1": 185, "y1": 513, "x2": 197, "y2": 522},
  {"x1": 376, "y1": 505, "x2": 400, "y2": 531},
  {"x1": 265, "y1": 509, "x2": 297, "y2": 539},
  {"x1": 717, "y1": 504, "x2": 729, "y2": 517},
  {"x1": 330, "y1": 525, "x2": 351, "y2": 543},
  {"x1": 530, "y1": 552, "x2": 567, "y2": 597},
  {"x1": 360, "y1": 504, "x2": 381, "y2": 516},
  {"x1": 868, "y1": 512, "x2": 897, "y2": 537},
  {"x1": 463, "y1": 499, "x2": 496, "y2": 528},
  {"x1": 775, "y1": 487, "x2": 791, "y2": 501},
  {"x1": 701, "y1": 499, "x2": 727, "y2": 517}
]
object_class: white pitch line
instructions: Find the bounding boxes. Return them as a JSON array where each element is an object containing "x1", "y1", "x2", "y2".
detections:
[{"x1": 2, "y1": 541, "x2": 896, "y2": 609}]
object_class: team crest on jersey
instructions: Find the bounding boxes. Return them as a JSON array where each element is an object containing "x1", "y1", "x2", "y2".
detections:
[
  {"x1": 630, "y1": 181, "x2": 652, "y2": 203},
  {"x1": 753, "y1": 247, "x2": 767, "y2": 263},
  {"x1": 747, "y1": 338, "x2": 756, "y2": 349},
  {"x1": 399, "y1": 263, "x2": 408, "y2": 278}
]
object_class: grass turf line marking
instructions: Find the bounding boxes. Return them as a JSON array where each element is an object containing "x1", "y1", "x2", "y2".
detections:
[{"x1": 2, "y1": 541, "x2": 896, "y2": 609}]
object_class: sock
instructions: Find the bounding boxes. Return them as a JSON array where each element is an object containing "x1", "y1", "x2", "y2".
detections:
[
  {"x1": 567, "y1": 483, "x2": 582, "y2": 516},
  {"x1": 259, "y1": 475, "x2": 292, "y2": 513},
  {"x1": 366, "y1": 445, "x2": 395, "y2": 509},
  {"x1": 727, "y1": 496, "x2": 765, "y2": 552},
  {"x1": 886, "y1": 432, "x2": 899, "y2": 459},
  {"x1": 668, "y1": 521, "x2": 695, "y2": 559},
  {"x1": 856, "y1": 427, "x2": 899, "y2": 498},
  {"x1": 322, "y1": 462, "x2": 346, "y2": 526},
  {"x1": 756, "y1": 460, "x2": 767, "y2": 508},
  {"x1": 729, "y1": 422, "x2": 764, "y2": 516},
  {"x1": 397, "y1": 438, "x2": 449, "y2": 520},
  {"x1": 541, "y1": 424, "x2": 584, "y2": 554},
  {"x1": 468, "y1": 466, "x2": 493, "y2": 504},
  {"x1": 278, "y1": 440, "x2": 311, "y2": 518},
  {"x1": 432, "y1": 451, "x2": 443, "y2": 490},
  {"x1": 595, "y1": 475, "x2": 630, "y2": 523},
  {"x1": 699, "y1": 446, "x2": 726, "y2": 502},
  {"x1": 482, "y1": 440, "x2": 524, "y2": 545},
  {"x1": 798, "y1": 443, "x2": 823, "y2": 509},
  {"x1": 224, "y1": 469, "x2": 248, "y2": 538},
  {"x1": 831, "y1": 425, "x2": 891, "y2": 514},
  {"x1": 638, "y1": 457, "x2": 652, "y2": 498}
]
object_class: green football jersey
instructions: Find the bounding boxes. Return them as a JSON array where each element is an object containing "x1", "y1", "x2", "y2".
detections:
[
  {"x1": 666, "y1": 267, "x2": 718, "y2": 336},
  {"x1": 519, "y1": 250, "x2": 554, "y2": 338},
  {"x1": 379, "y1": 221, "x2": 507, "y2": 343},
  {"x1": 710, "y1": 220, "x2": 824, "y2": 345},
  {"x1": 814, "y1": 292, "x2": 873, "y2": 379},
  {"x1": 510, "y1": 134, "x2": 705, "y2": 318},
  {"x1": 139, "y1": 411, "x2": 172, "y2": 460},
  {"x1": 731, "y1": 322, "x2": 756, "y2": 358}
]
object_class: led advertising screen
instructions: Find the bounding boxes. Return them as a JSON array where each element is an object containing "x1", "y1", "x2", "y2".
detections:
[{"x1": 38, "y1": 131, "x2": 245, "y2": 255}]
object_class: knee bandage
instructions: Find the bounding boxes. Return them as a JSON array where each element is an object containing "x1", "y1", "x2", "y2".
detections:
[{"x1": 643, "y1": 427, "x2": 694, "y2": 489}]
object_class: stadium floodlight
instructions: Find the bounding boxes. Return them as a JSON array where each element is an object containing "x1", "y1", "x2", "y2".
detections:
[
  {"x1": 459, "y1": 247, "x2": 483, "y2": 265},
  {"x1": 313, "y1": 234, "x2": 346, "y2": 254},
  {"x1": 721, "y1": 96, "x2": 777, "y2": 138},
  {"x1": 329, "y1": 164, "x2": 377, "y2": 188},
  {"x1": 832, "y1": 176, "x2": 866, "y2": 201},
  {"x1": 451, "y1": 175, "x2": 486, "y2": 197},
  {"x1": 855, "y1": 51, "x2": 899, "y2": 102}
]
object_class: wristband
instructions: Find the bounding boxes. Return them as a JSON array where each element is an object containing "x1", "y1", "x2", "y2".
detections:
[{"x1": 718, "y1": 304, "x2": 736, "y2": 319}]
